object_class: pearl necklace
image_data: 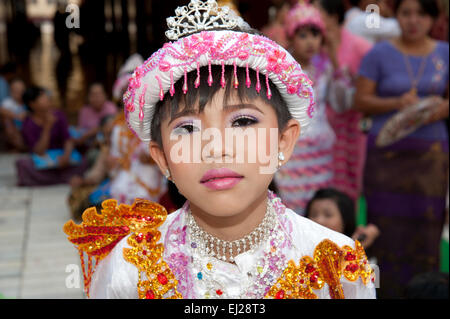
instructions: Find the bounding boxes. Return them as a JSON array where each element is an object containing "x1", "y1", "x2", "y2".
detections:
[
  {"x1": 186, "y1": 199, "x2": 288, "y2": 299},
  {"x1": 187, "y1": 200, "x2": 277, "y2": 263}
]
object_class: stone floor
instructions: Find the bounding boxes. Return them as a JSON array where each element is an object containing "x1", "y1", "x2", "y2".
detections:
[{"x1": 0, "y1": 153, "x2": 84, "y2": 299}]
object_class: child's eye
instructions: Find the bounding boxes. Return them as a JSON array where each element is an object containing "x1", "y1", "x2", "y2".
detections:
[
  {"x1": 231, "y1": 115, "x2": 258, "y2": 127},
  {"x1": 172, "y1": 123, "x2": 199, "y2": 135}
]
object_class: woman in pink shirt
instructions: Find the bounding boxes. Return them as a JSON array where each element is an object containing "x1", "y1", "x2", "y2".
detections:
[
  {"x1": 317, "y1": 0, "x2": 373, "y2": 202},
  {"x1": 76, "y1": 83, "x2": 118, "y2": 147}
]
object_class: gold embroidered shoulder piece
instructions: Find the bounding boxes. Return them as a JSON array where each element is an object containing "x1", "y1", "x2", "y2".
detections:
[
  {"x1": 122, "y1": 229, "x2": 183, "y2": 299},
  {"x1": 264, "y1": 239, "x2": 375, "y2": 299},
  {"x1": 63, "y1": 198, "x2": 167, "y2": 297}
]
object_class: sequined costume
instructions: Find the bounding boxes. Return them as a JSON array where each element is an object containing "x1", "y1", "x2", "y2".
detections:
[{"x1": 64, "y1": 191, "x2": 376, "y2": 299}]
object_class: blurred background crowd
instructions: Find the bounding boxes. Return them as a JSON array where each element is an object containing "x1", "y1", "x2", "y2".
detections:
[{"x1": 0, "y1": 0, "x2": 448, "y2": 299}]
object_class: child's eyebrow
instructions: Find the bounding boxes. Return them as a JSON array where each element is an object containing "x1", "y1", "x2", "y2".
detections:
[
  {"x1": 167, "y1": 103, "x2": 264, "y2": 126},
  {"x1": 223, "y1": 103, "x2": 265, "y2": 115},
  {"x1": 168, "y1": 109, "x2": 199, "y2": 126}
]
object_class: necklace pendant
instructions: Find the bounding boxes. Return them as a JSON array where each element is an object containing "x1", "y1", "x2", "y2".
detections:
[{"x1": 409, "y1": 87, "x2": 417, "y2": 96}]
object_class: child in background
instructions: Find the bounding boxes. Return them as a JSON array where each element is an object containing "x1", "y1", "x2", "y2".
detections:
[
  {"x1": 305, "y1": 188, "x2": 380, "y2": 249},
  {"x1": 68, "y1": 115, "x2": 116, "y2": 221},
  {"x1": 64, "y1": 0, "x2": 375, "y2": 299},
  {"x1": 276, "y1": 1, "x2": 353, "y2": 214},
  {"x1": 75, "y1": 83, "x2": 118, "y2": 149},
  {"x1": 16, "y1": 86, "x2": 87, "y2": 186},
  {"x1": 0, "y1": 77, "x2": 27, "y2": 151}
]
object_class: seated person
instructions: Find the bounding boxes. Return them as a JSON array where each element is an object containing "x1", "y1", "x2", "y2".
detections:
[
  {"x1": 74, "y1": 83, "x2": 118, "y2": 149},
  {"x1": 68, "y1": 115, "x2": 116, "y2": 221},
  {"x1": 0, "y1": 77, "x2": 27, "y2": 151},
  {"x1": 305, "y1": 188, "x2": 380, "y2": 249},
  {"x1": 15, "y1": 86, "x2": 88, "y2": 186}
]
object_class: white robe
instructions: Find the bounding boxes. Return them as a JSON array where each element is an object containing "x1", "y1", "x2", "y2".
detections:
[{"x1": 89, "y1": 201, "x2": 376, "y2": 299}]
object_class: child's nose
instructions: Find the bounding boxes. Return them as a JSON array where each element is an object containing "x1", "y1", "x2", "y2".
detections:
[{"x1": 200, "y1": 129, "x2": 234, "y2": 163}]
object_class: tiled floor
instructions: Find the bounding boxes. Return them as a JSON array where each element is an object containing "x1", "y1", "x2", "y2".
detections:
[{"x1": 0, "y1": 153, "x2": 84, "y2": 299}]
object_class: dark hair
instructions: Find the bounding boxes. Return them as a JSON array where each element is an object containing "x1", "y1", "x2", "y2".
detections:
[
  {"x1": 9, "y1": 76, "x2": 25, "y2": 86},
  {"x1": 394, "y1": 0, "x2": 440, "y2": 18},
  {"x1": 293, "y1": 25, "x2": 324, "y2": 38},
  {"x1": 22, "y1": 86, "x2": 46, "y2": 110},
  {"x1": 0, "y1": 62, "x2": 17, "y2": 75},
  {"x1": 349, "y1": 0, "x2": 362, "y2": 7},
  {"x1": 150, "y1": 64, "x2": 292, "y2": 147},
  {"x1": 305, "y1": 188, "x2": 356, "y2": 237},
  {"x1": 319, "y1": 0, "x2": 347, "y2": 25},
  {"x1": 405, "y1": 272, "x2": 449, "y2": 299},
  {"x1": 100, "y1": 114, "x2": 116, "y2": 127}
]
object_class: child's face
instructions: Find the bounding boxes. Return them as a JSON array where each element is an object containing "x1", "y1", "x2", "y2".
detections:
[
  {"x1": 10, "y1": 80, "x2": 25, "y2": 103},
  {"x1": 291, "y1": 27, "x2": 322, "y2": 62},
  {"x1": 308, "y1": 199, "x2": 344, "y2": 234},
  {"x1": 30, "y1": 93, "x2": 51, "y2": 113},
  {"x1": 88, "y1": 84, "x2": 107, "y2": 110},
  {"x1": 150, "y1": 88, "x2": 300, "y2": 218}
]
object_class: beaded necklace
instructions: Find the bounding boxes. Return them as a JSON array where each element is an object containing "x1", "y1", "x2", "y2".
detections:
[{"x1": 186, "y1": 196, "x2": 288, "y2": 299}]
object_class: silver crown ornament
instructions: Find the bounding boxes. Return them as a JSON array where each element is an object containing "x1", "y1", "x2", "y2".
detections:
[{"x1": 165, "y1": 0, "x2": 247, "y2": 40}]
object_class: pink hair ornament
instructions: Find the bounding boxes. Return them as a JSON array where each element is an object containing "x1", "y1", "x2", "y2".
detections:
[{"x1": 123, "y1": 0, "x2": 315, "y2": 142}]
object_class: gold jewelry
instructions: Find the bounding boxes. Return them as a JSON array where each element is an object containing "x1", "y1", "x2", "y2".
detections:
[{"x1": 402, "y1": 53, "x2": 428, "y2": 96}]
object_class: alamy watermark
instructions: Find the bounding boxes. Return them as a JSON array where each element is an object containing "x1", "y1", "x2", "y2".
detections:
[
  {"x1": 65, "y1": 4, "x2": 80, "y2": 29},
  {"x1": 365, "y1": 4, "x2": 381, "y2": 29},
  {"x1": 168, "y1": 120, "x2": 279, "y2": 174}
]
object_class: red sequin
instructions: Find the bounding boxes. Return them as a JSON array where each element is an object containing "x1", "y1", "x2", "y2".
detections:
[{"x1": 157, "y1": 273, "x2": 168, "y2": 285}]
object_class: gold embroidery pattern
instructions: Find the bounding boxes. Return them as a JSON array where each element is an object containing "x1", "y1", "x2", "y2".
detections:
[
  {"x1": 63, "y1": 199, "x2": 167, "y2": 297},
  {"x1": 123, "y1": 231, "x2": 182, "y2": 299},
  {"x1": 265, "y1": 239, "x2": 375, "y2": 299},
  {"x1": 65, "y1": 198, "x2": 374, "y2": 299}
]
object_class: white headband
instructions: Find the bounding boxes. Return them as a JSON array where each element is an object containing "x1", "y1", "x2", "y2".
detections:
[{"x1": 124, "y1": 0, "x2": 315, "y2": 142}]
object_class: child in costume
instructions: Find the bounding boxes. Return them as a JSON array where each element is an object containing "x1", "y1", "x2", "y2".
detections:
[
  {"x1": 276, "y1": 1, "x2": 354, "y2": 214},
  {"x1": 64, "y1": 0, "x2": 376, "y2": 299},
  {"x1": 108, "y1": 54, "x2": 166, "y2": 205}
]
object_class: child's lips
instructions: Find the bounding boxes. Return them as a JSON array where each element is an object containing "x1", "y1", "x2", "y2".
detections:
[{"x1": 200, "y1": 168, "x2": 243, "y2": 190}]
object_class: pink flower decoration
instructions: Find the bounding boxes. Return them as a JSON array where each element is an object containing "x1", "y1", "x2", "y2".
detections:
[
  {"x1": 287, "y1": 84, "x2": 298, "y2": 95},
  {"x1": 267, "y1": 49, "x2": 288, "y2": 74},
  {"x1": 185, "y1": 31, "x2": 215, "y2": 55},
  {"x1": 238, "y1": 49, "x2": 250, "y2": 60},
  {"x1": 159, "y1": 61, "x2": 171, "y2": 72}
]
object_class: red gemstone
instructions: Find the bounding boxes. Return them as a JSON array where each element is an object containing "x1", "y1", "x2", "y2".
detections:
[
  {"x1": 216, "y1": 289, "x2": 223, "y2": 296},
  {"x1": 275, "y1": 289, "x2": 285, "y2": 299},
  {"x1": 299, "y1": 279, "x2": 305, "y2": 284},
  {"x1": 145, "y1": 289, "x2": 155, "y2": 299},
  {"x1": 142, "y1": 250, "x2": 147, "y2": 255},
  {"x1": 146, "y1": 233, "x2": 153, "y2": 242},
  {"x1": 345, "y1": 264, "x2": 359, "y2": 273},
  {"x1": 310, "y1": 274, "x2": 318, "y2": 283},
  {"x1": 345, "y1": 252, "x2": 356, "y2": 261},
  {"x1": 305, "y1": 264, "x2": 315, "y2": 273},
  {"x1": 157, "y1": 273, "x2": 168, "y2": 285},
  {"x1": 136, "y1": 233, "x2": 144, "y2": 243}
]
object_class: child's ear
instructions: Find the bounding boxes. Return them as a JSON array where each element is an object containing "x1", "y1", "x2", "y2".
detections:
[
  {"x1": 149, "y1": 141, "x2": 170, "y2": 176},
  {"x1": 278, "y1": 119, "x2": 301, "y2": 163}
]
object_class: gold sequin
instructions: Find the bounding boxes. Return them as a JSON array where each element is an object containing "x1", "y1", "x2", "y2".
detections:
[
  {"x1": 63, "y1": 198, "x2": 168, "y2": 297},
  {"x1": 265, "y1": 239, "x2": 375, "y2": 299}
]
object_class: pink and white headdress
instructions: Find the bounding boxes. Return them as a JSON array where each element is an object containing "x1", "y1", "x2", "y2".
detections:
[
  {"x1": 124, "y1": 0, "x2": 315, "y2": 142},
  {"x1": 285, "y1": 1, "x2": 326, "y2": 38}
]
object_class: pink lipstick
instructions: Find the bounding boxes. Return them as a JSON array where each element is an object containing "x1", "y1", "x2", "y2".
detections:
[{"x1": 200, "y1": 168, "x2": 243, "y2": 190}]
